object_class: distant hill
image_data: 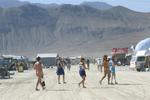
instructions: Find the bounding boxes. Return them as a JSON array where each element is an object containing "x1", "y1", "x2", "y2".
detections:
[
  {"x1": 0, "y1": 0, "x2": 28, "y2": 8},
  {"x1": 0, "y1": 0, "x2": 112, "y2": 10},
  {"x1": 0, "y1": 0, "x2": 59, "y2": 8},
  {"x1": 0, "y1": 4, "x2": 150, "y2": 57},
  {"x1": 81, "y1": 1, "x2": 113, "y2": 10},
  {"x1": 33, "y1": 3, "x2": 59, "y2": 8}
]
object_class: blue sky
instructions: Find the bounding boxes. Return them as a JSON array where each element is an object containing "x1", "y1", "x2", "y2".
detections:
[{"x1": 20, "y1": 0, "x2": 150, "y2": 12}]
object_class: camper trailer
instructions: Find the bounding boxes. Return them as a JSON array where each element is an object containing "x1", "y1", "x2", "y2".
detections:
[
  {"x1": 130, "y1": 50, "x2": 150, "y2": 71},
  {"x1": 37, "y1": 53, "x2": 58, "y2": 68}
]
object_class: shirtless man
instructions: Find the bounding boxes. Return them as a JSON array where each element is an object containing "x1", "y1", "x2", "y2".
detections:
[
  {"x1": 34, "y1": 57, "x2": 45, "y2": 91},
  {"x1": 56, "y1": 57, "x2": 66, "y2": 84}
]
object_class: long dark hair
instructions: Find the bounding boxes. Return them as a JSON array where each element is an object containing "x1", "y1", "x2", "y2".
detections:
[
  {"x1": 36, "y1": 56, "x2": 41, "y2": 61},
  {"x1": 80, "y1": 57, "x2": 85, "y2": 62},
  {"x1": 103, "y1": 55, "x2": 108, "y2": 61}
]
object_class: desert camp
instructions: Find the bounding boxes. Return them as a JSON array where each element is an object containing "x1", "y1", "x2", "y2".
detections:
[{"x1": 0, "y1": 0, "x2": 150, "y2": 100}]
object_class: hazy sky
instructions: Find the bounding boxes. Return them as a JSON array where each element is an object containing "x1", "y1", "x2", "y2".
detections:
[{"x1": 20, "y1": 0, "x2": 150, "y2": 12}]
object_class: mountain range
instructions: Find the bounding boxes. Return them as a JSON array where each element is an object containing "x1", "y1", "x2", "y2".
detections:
[
  {"x1": 0, "y1": 0, "x2": 28, "y2": 8},
  {"x1": 81, "y1": 1, "x2": 112, "y2": 10},
  {"x1": 0, "y1": 1, "x2": 150, "y2": 57},
  {"x1": 0, "y1": 0, "x2": 112, "y2": 10}
]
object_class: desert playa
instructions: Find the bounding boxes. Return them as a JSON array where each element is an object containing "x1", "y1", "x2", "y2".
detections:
[{"x1": 0, "y1": 65, "x2": 150, "y2": 100}]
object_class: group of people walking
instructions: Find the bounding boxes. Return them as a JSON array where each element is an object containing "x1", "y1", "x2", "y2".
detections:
[
  {"x1": 33, "y1": 55, "x2": 118, "y2": 91},
  {"x1": 78, "y1": 55, "x2": 118, "y2": 88},
  {"x1": 99, "y1": 55, "x2": 118, "y2": 85}
]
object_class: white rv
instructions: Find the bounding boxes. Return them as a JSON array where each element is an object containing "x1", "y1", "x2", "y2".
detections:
[{"x1": 130, "y1": 50, "x2": 150, "y2": 71}]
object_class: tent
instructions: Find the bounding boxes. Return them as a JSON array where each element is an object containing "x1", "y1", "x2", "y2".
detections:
[
  {"x1": 37, "y1": 53, "x2": 58, "y2": 68},
  {"x1": 135, "y1": 38, "x2": 150, "y2": 52}
]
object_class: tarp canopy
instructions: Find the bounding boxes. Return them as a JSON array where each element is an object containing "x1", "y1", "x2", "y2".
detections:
[
  {"x1": 2, "y1": 55, "x2": 26, "y2": 59},
  {"x1": 37, "y1": 53, "x2": 58, "y2": 58}
]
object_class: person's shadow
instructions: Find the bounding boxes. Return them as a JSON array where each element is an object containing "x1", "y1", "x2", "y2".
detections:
[
  {"x1": 87, "y1": 86, "x2": 115, "y2": 89},
  {"x1": 45, "y1": 89, "x2": 72, "y2": 92},
  {"x1": 87, "y1": 83, "x2": 143, "y2": 89},
  {"x1": 117, "y1": 83, "x2": 143, "y2": 85}
]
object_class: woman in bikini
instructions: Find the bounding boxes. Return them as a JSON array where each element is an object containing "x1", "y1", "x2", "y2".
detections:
[
  {"x1": 99, "y1": 55, "x2": 111, "y2": 85},
  {"x1": 78, "y1": 57, "x2": 87, "y2": 88}
]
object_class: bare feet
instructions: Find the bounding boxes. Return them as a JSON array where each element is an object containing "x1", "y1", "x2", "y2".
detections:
[
  {"x1": 115, "y1": 82, "x2": 118, "y2": 84},
  {"x1": 111, "y1": 82, "x2": 114, "y2": 85},
  {"x1": 35, "y1": 88, "x2": 40, "y2": 91},
  {"x1": 78, "y1": 83, "x2": 80, "y2": 87},
  {"x1": 83, "y1": 86, "x2": 86, "y2": 88},
  {"x1": 99, "y1": 80, "x2": 102, "y2": 85},
  {"x1": 42, "y1": 87, "x2": 46, "y2": 90},
  {"x1": 63, "y1": 82, "x2": 67, "y2": 84}
]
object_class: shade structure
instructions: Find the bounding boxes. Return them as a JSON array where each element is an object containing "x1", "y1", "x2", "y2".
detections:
[{"x1": 135, "y1": 38, "x2": 150, "y2": 52}]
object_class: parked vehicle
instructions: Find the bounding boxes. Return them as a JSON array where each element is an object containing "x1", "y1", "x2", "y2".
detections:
[
  {"x1": 130, "y1": 50, "x2": 149, "y2": 71},
  {"x1": 2, "y1": 55, "x2": 29, "y2": 71},
  {"x1": 69, "y1": 56, "x2": 81, "y2": 65},
  {"x1": 125, "y1": 54, "x2": 132, "y2": 65},
  {"x1": 0, "y1": 59, "x2": 10, "y2": 78}
]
